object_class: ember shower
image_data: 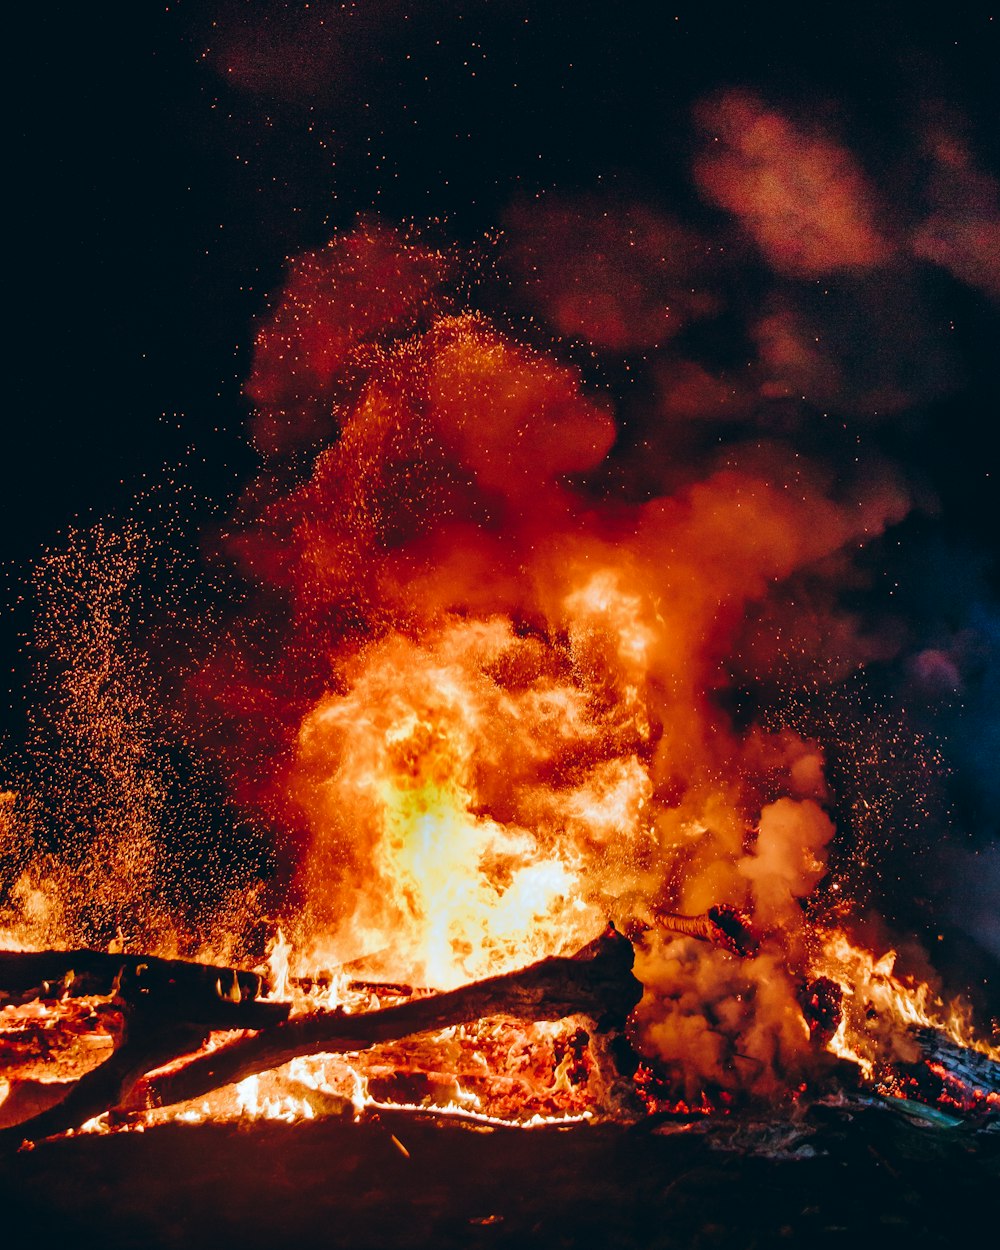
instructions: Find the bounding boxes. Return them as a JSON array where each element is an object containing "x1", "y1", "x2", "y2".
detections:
[{"x1": 2, "y1": 76, "x2": 999, "y2": 1113}]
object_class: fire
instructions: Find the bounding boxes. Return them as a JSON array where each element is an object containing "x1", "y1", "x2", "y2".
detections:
[
  {"x1": 814, "y1": 930, "x2": 1000, "y2": 1080},
  {"x1": 1, "y1": 225, "x2": 997, "y2": 1143},
  {"x1": 91, "y1": 1005, "x2": 616, "y2": 1133},
  {"x1": 290, "y1": 614, "x2": 648, "y2": 989}
]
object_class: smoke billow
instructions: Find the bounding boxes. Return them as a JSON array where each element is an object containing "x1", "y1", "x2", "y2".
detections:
[
  {"x1": 162, "y1": 200, "x2": 934, "y2": 1094},
  {"x1": 692, "y1": 89, "x2": 892, "y2": 278},
  {"x1": 5, "y1": 79, "x2": 998, "y2": 1098}
]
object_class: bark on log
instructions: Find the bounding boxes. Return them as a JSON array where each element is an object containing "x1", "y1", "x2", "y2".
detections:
[
  {"x1": 0, "y1": 1021, "x2": 211, "y2": 1147},
  {"x1": 901, "y1": 1027, "x2": 1000, "y2": 1112},
  {"x1": 128, "y1": 925, "x2": 641, "y2": 1116},
  {"x1": 628, "y1": 906, "x2": 760, "y2": 958},
  {"x1": 0, "y1": 949, "x2": 267, "y2": 1005},
  {"x1": 0, "y1": 963, "x2": 290, "y2": 1149}
]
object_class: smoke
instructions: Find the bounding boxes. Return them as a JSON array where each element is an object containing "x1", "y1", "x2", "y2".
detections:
[
  {"x1": 182, "y1": 77, "x2": 998, "y2": 1076},
  {"x1": 633, "y1": 938, "x2": 815, "y2": 1101},
  {"x1": 198, "y1": 1, "x2": 413, "y2": 108},
  {"x1": 739, "y1": 798, "x2": 835, "y2": 929},
  {"x1": 7, "y1": 75, "x2": 997, "y2": 1099},
  {"x1": 692, "y1": 89, "x2": 892, "y2": 279},
  {"x1": 166, "y1": 205, "x2": 932, "y2": 1093},
  {"x1": 912, "y1": 124, "x2": 1000, "y2": 300},
  {"x1": 245, "y1": 226, "x2": 457, "y2": 456},
  {"x1": 503, "y1": 196, "x2": 719, "y2": 352}
]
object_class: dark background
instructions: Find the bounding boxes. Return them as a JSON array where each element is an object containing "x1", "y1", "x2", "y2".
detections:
[
  {"x1": 7, "y1": 5, "x2": 997, "y2": 554},
  {"x1": 4, "y1": 4, "x2": 999, "y2": 955}
]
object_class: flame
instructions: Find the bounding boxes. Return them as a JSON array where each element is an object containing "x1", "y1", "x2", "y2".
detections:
[
  {"x1": 290, "y1": 615, "x2": 640, "y2": 988},
  {"x1": 2, "y1": 224, "x2": 996, "y2": 1137},
  {"x1": 121, "y1": 1008, "x2": 616, "y2": 1132},
  {"x1": 265, "y1": 928, "x2": 293, "y2": 1001},
  {"x1": 814, "y1": 930, "x2": 1000, "y2": 1079}
]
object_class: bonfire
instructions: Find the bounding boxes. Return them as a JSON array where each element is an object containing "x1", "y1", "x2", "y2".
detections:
[{"x1": 1, "y1": 227, "x2": 997, "y2": 1246}]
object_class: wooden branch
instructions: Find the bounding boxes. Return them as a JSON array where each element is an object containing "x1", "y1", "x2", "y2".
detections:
[
  {"x1": 128, "y1": 925, "x2": 640, "y2": 1116},
  {"x1": 0, "y1": 962, "x2": 290, "y2": 1149},
  {"x1": 0, "y1": 927, "x2": 638, "y2": 1145},
  {"x1": 900, "y1": 1027, "x2": 1000, "y2": 1114},
  {"x1": 0, "y1": 949, "x2": 267, "y2": 1005},
  {"x1": 0, "y1": 1020, "x2": 211, "y2": 1148},
  {"x1": 629, "y1": 906, "x2": 760, "y2": 958}
]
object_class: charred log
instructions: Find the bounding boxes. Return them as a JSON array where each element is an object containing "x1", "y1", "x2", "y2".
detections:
[
  {"x1": 898, "y1": 1027, "x2": 1000, "y2": 1116},
  {"x1": 0, "y1": 1020, "x2": 210, "y2": 1147},
  {"x1": 0, "y1": 961, "x2": 290, "y2": 1149},
  {"x1": 1, "y1": 926, "x2": 637, "y2": 1145},
  {"x1": 798, "y1": 977, "x2": 844, "y2": 1047},
  {"x1": 629, "y1": 905, "x2": 760, "y2": 957},
  {"x1": 0, "y1": 949, "x2": 267, "y2": 1006}
]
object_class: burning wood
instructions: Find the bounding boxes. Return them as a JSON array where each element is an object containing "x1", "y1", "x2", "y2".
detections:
[
  {"x1": 3, "y1": 915, "x2": 999, "y2": 1147},
  {"x1": 0, "y1": 949, "x2": 268, "y2": 1007},
  {"x1": 901, "y1": 1028, "x2": 1000, "y2": 1116},
  {"x1": 131, "y1": 925, "x2": 639, "y2": 1113},
  {"x1": 0, "y1": 955, "x2": 290, "y2": 1147},
  {"x1": 1, "y1": 926, "x2": 640, "y2": 1146},
  {"x1": 632, "y1": 906, "x2": 760, "y2": 958}
]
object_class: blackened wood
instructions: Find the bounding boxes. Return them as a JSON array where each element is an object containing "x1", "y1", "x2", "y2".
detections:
[
  {"x1": 0, "y1": 1021, "x2": 211, "y2": 1148},
  {"x1": 0, "y1": 949, "x2": 267, "y2": 1005},
  {"x1": 129, "y1": 925, "x2": 641, "y2": 1115},
  {"x1": 903, "y1": 1027, "x2": 1000, "y2": 1105},
  {"x1": 1, "y1": 927, "x2": 638, "y2": 1144},
  {"x1": 0, "y1": 963, "x2": 291, "y2": 1148},
  {"x1": 650, "y1": 906, "x2": 759, "y2": 957}
]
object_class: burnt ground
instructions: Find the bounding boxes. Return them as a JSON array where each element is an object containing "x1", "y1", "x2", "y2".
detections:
[{"x1": 0, "y1": 1102, "x2": 996, "y2": 1249}]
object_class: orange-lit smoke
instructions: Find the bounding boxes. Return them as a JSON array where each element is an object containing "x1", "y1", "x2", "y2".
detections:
[
  {"x1": 912, "y1": 126, "x2": 1000, "y2": 301},
  {"x1": 503, "y1": 196, "x2": 719, "y2": 352},
  {"x1": 191, "y1": 222, "x2": 916, "y2": 1092},
  {"x1": 693, "y1": 89, "x2": 891, "y2": 277}
]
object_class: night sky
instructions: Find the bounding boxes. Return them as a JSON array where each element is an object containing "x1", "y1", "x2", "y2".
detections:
[{"x1": 4, "y1": 4, "x2": 999, "y2": 959}]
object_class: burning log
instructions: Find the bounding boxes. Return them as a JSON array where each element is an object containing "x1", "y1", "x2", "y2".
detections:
[
  {"x1": 898, "y1": 1027, "x2": 1000, "y2": 1116},
  {"x1": 1, "y1": 925, "x2": 639, "y2": 1144},
  {"x1": 629, "y1": 905, "x2": 760, "y2": 958},
  {"x1": 128, "y1": 925, "x2": 641, "y2": 1116},
  {"x1": 0, "y1": 959, "x2": 290, "y2": 1148},
  {"x1": 0, "y1": 1020, "x2": 211, "y2": 1147},
  {"x1": 0, "y1": 949, "x2": 267, "y2": 1006}
]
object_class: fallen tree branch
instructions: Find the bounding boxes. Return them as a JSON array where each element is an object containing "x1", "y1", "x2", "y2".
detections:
[
  {"x1": 1, "y1": 927, "x2": 639, "y2": 1144},
  {"x1": 628, "y1": 906, "x2": 760, "y2": 958},
  {"x1": 0, "y1": 961, "x2": 289, "y2": 1149},
  {"x1": 0, "y1": 1020, "x2": 211, "y2": 1147}
]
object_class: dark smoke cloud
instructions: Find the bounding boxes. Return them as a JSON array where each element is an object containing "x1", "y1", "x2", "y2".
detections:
[
  {"x1": 199, "y1": 0, "x2": 411, "y2": 107},
  {"x1": 912, "y1": 124, "x2": 1000, "y2": 300}
]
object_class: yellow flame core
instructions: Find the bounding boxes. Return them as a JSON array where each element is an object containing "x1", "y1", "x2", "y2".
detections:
[{"x1": 294, "y1": 614, "x2": 627, "y2": 987}]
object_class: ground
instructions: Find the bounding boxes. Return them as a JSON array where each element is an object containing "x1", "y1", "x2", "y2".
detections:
[{"x1": 0, "y1": 1101, "x2": 996, "y2": 1248}]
